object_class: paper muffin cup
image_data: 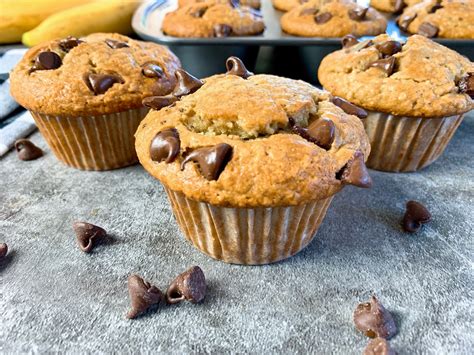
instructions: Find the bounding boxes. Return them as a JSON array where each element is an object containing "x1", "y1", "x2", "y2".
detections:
[
  {"x1": 30, "y1": 107, "x2": 149, "y2": 171},
  {"x1": 363, "y1": 112, "x2": 464, "y2": 172},
  {"x1": 165, "y1": 188, "x2": 334, "y2": 265}
]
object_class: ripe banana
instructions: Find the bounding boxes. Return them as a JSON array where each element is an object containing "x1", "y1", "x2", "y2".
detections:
[
  {"x1": 0, "y1": 0, "x2": 96, "y2": 44},
  {"x1": 22, "y1": 0, "x2": 142, "y2": 47}
]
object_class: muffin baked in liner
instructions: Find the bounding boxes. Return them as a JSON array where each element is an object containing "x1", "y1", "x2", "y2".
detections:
[
  {"x1": 318, "y1": 34, "x2": 474, "y2": 172},
  {"x1": 10, "y1": 33, "x2": 181, "y2": 170},
  {"x1": 135, "y1": 58, "x2": 372, "y2": 264}
]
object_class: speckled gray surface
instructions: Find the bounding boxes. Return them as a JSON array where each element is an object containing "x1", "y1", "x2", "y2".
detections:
[{"x1": 1, "y1": 114, "x2": 473, "y2": 354}]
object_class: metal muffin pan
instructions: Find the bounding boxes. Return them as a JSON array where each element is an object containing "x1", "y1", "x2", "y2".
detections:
[{"x1": 132, "y1": 0, "x2": 474, "y2": 81}]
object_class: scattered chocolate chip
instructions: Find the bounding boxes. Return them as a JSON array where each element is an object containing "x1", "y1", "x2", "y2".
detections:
[
  {"x1": 58, "y1": 36, "x2": 83, "y2": 52},
  {"x1": 458, "y1": 73, "x2": 474, "y2": 98},
  {"x1": 342, "y1": 34, "x2": 359, "y2": 49},
  {"x1": 150, "y1": 128, "x2": 180, "y2": 164},
  {"x1": 142, "y1": 95, "x2": 178, "y2": 110},
  {"x1": 398, "y1": 14, "x2": 416, "y2": 32},
  {"x1": 33, "y1": 51, "x2": 62, "y2": 71},
  {"x1": 364, "y1": 337, "x2": 397, "y2": 355},
  {"x1": 376, "y1": 41, "x2": 402, "y2": 57},
  {"x1": 291, "y1": 118, "x2": 335, "y2": 150},
  {"x1": 83, "y1": 73, "x2": 124, "y2": 95},
  {"x1": 105, "y1": 39, "x2": 129, "y2": 49},
  {"x1": 315, "y1": 12, "x2": 332, "y2": 24},
  {"x1": 214, "y1": 24, "x2": 233, "y2": 37},
  {"x1": 127, "y1": 274, "x2": 163, "y2": 319},
  {"x1": 348, "y1": 7, "x2": 368, "y2": 21},
  {"x1": 14, "y1": 139, "x2": 43, "y2": 161},
  {"x1": 0, "y1": 243, "x2": 8, "y2": 259},
  {"x1": 141, "y1": 62, "x2": 164, "y2": 78},
  {"x1": 181, "y1": 143, "x2": 233, "y2": 181},
  {"x1": 166, "y1": 266, "x2": 206, "y2": 304},
  {"x1": 370, "y1": 56, "x2": 396, "y2": 76},
  {"x1": 73, "y1": 221, "x2": 107, "y2": 253},
  {"x1": 226, "y1": 56, "x2": 253, "y2": 79},
  {"x1": 402, "y1": 200, "x2": 431, "y2": 233},
  {"x1": 172, "y1": 69, "x2": 204, "y2": 97},
  {"x1": 354, "y1": 296, "x2": 397, "y2": 339},
  {"x1": 336, "y1": 150, "x2": 372, "y2": 188},
  {"x1": 300, "y1": 7, "x2": 318, "y2": 16},
  {"x1": 331, "y1": 96, "x2": 368, "y2": 119},
  {"x1": 393, "y1": 0, "x2": 406, "y2": 14},
  {"x1": 418, "y1": 22, "x2": 438, "y2": 38},
  {"x1": 191, "y1": 6, "x2": 208, "y2": 17}
]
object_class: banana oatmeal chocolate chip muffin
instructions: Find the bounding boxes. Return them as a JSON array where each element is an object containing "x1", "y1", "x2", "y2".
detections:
[
  {"x1": 135, "y1": 57, "x2": 372, "y2": 265},
  {"x1": 397, "y1": 0, "x2": 474, "y2": 39},
  {"x1": 280, "y1": 0, "x2": 387, "y2": 37},
  {"x1": 178, "y1": 0, "x2": 261, "y2": 9},
  {"x1": 318, "y1": 34, "x2": 474, "y2": 172},
  {"x1": 162, "y1": 1, "x2": 265, "y2": 38},
  {"x1": 10, "y1": 33, "x2": 180, "y2": 170},
  {"x1": 370, "y1": 0, "x2": 421, "y2": 13}
]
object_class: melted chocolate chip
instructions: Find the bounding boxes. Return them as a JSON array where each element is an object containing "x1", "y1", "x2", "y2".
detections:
[
  {"x1": 354, "y1": 296, "x2": 397, "y2": 339},
  {"x1": 226, "y1": 56, "x2": 254, "y2": 79},
  {"x1": 291, "y1": 118, "x2": 335, "y2": 150},
  {"x1": 33, "y1": 51, "x2": 62, "y2": 71},
  {"x1": 141, "y1": 62, "x2": 164, "y2": 78},
  {"x1": 370, "y1": 56, "x2": 396, "y2": 76},
  {"x1": 315, "y1": 12, "x2": 332, "y2": 24},
  {"x1": 402, "y1": 200, "x2": 431, "y2": 233},
  {"x1": 418, "y1": 22, "x2": 439, "y2": 38},
  {"x1": 58, "y1": 36, "x2": 83, "y2": 52},
  {"x1": 166, "y1": 266, "x2": 206, "y2": 304},
  {"x1": 393, "y1": 0, "x2": 406, "y2": 14},
  {"x1": 336, "y1": 150, "x2": 372, "y2": 188},
  {"x1": 181, "y1": 143, "x2": 233, "y2": 181},
  {"x1": 14, "y1": 139, "x2": 43, "y2": 161},
  {"x1": 73, "y1": 221, "x2": 107, "y2": 253},
  {"x1": 150, "y1": 129, "x2": 180, "y2": 164},
  {"x1": 172, "y1": 69, "x2": 204, "y2": 97},
  {"x1": 127, "y1": 274, "x2": 163, "y2": 319},
  {"x1": 105, "y1": 39, "x2": 129, "y2": 49},
  {"x1": 83, "y1": 73, "x2": 124, "y2": 95},
  {"x1": 214, "y1": 24, "x2": 233, "y2": 37},
  {"x1": 398, "y1": 14, "x2": 416, "y2": 32},
  {"x1": 0, "y1": 243, "x2": 8, "y2": 260},
  {"x1": 364, "y1": 337, "x2": 397, "y2": 355},
  {"x1": 376, "y1": 41, "x2": 402, "y2": 57},
  {"x1": 459, "y1": 73, "x2": 474, "y2": 98},
  {"x1": 332, "y1": 97, "x2": 368, "y2": 119},
  {"x1": 342, "y1": 34, "x2": 359, "y2": 49},
  {"x1": 348, "y1": 7, "x2": 368, "y2": 21},
  {"x1": 142, "y1": 96, "x2": 178, "y2": 110}
]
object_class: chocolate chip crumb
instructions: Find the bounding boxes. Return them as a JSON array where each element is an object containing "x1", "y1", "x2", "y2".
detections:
[
  {"x1": 150, "y1": 128, "x2": 180, "y2": 163},
  {"x1": 73, "y1": 221, "x2": 107, "y2": 253},
  {"x1": 354, "y1": 296, "x2": 397, "y2": 339},
  {"x1": 181, "y1": 143, "x2": 233, "y2": 181},
  {"x1": 226, "y1": 56, "x2": 253, "y2": 79},
  {"x1": 127, "y1": 274, "x2": 163, "y2": 319},
  {"x1": 402, "y1": 200, "x2": 431, "y2": 233},
  {"x1": 364, "y1": 337, "x2": 397, "y2": 355},
  {"x1": 15, "y1": 139, "x2": 43, "y2": 161},
  {"x1": 166, "y1": 266, "x2": 206, "y2": 304},
  {"x1": 0, "y1": 243, "x2": 8, "y2": 260}
]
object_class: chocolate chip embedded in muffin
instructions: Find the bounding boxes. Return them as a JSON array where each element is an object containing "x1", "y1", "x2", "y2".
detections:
[
  {"x1": 376, "y1": 41, "x2": 403, "y2": 57},
  {"x1": 289, "y1": 117, "x2": 336, "y2": 151},
  {"x1": 58, "y1": 36, "x2": 84, "y2": 52},
  {"x1": 315, "y1": 12, "x2": 332, "y2": 24},
  {"x1": 73, "y1": 221, "x2": 107, "y2": 253},
  {"x1": 369, "y1": 56, "x2": 397, "y2": 76},
  {"x1": 173, "y1": 69, "x2": 204, "y2": 97},
  {"x1": 226, "y1": 56, "x2": 254, "y2": 79},
  {"x1": 181, "y1": 143, "x2": 233, "y2": 181},
  {"x1": 105, "y1": 38, "x2": 129, "y2": 49},
  {"x1": 166, "y1": 266, "x2": 206, "y2": 304},
  {"x1": 336, "y1": 150, "x2": 372, "y2": 188},
  {"x1": 31, "y1": 51, "x2": 62, "y2": 72},
  {"x1": 341, "y1": 34, "x2": 359, "y2": 49},
  {"x1": 127, "y1": 274, "x2": 163, "y2": 319},
  {"x1": 332, "y1": 97, "x2": 368, "y2": 119},
  {"x1": 150, "y1": 129, "x2": 181, "y2": 163},
  {"x1": 14, "y1": 139, "x2": 43, "y2": 161},
  {"x1": 418, "y1": 22, "x2": 439, "y2": 38},
  {"x1": 354, "y1": 296, "x2": 397, "y2": 339},
  {"x1": 402, "y1": 200, "x2": 431, "y2": 233},
  {"x1": 214, "y1": 23, "x2": 233, "y2": 37},
  {"x1": 141, "y1": 62, "x2": 165, "y2": 78},
  {"x1": 364, "y1": 337, "x2": 397, "y2": 355},
  {"x1": 143, "y1": 96, "x2": 178, "y2": 110},
  {"x1": 348, "y1": 7, "x2": 369, "y2": 21},
  {"x1": 459, "y1": 73, "x2": 474, "y2": 98},
  {"x1": 397, "y1": 13, "x2": 416, "y2": 32},
  {"x1": 83, "y1": 73, "x2": 124, "y2": 95}
]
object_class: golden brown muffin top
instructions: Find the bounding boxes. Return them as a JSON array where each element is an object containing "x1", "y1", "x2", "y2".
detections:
[
  {"x1": 318, "y1": 34, "x2": 474, "y2": 117},
  {"x1": 10, "y1": 33, "x2": 181, "y2": 117},
  {"x1": 370, "y1": 0, "x2": 421, "y2": 13},
  {"x1": 135, "y1": 58, "x2": 372, "y2": 208},
  {"x1": 178, "y1": 0, "x2": 261, "y2": 9}
]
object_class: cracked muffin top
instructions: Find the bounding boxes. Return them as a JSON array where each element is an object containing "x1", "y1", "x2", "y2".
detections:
[
  {"x1": 135, "y1": 58, "x2": 372, "y2": 208},
  {"x1": 370, "y1": 0, "x2": 421, "y2": 13},
  {"x1": 280, "y1": 0, "x2": 387, "y2": 37},
  {"x1": 396, "y1": 0, "x2": 474, "y2": 39},
  {"x1": 162, "y1": 1, "x2": 265, "y2": 38},
  {"x1": 318, "y1": 34, "x2": 474, "y2": 117},
  {"x1": 10, "y1": 33, "x2": 181, "y2": 117},
  {"x1": 178, "y1": 0, "x2": 261, "y2": 9}
]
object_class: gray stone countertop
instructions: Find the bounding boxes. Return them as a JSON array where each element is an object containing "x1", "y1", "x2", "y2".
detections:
[{"x1": 0, "y1": 114, "x2": 473, "y2": 354}]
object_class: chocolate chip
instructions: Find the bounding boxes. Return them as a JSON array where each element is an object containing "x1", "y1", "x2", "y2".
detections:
[
  {"x1": 127, "y1": 274, "x2": 163, "y2": 319},
  {"x1": 398, "y1": 14, "x2": 416, "y2": 32},
  {"x1": 336, "y1": 150, "x2": 372, "y2": 188},
  {"x1": 370, "y1": 56, "x2": 396, "y2": 76},
  {"x1": 181, "y1": 143, "x2": 233, "y2": 181},
  {"x1": 348, "y1": 7, "x2": 368, "y2": 21},
  {"x1": 0, "y1": 243, "x2": 8, "y2": 260},
  {"x1": 331, "y1": 96, "x2": 368, "y2": 119},
  {"x1": 315, "y1": 12, "x2": 332, "y2": 24},
  {"x1": 393, "y1": 0, "x2": 406, "y2": 14},
  {"x1": 458, "y1": 73, "x2": 474, "y2": 98},
  {"x1": 349, "y1": 39, "x2": 374, "y2": 52},
  {"x1": 300, "y1": 7, "x2": 318, "y2": 16},
  {"x1": 83, "y1": 73, "x2": 124, "y2": 95},
  {"x1": 191, "y1": 6, "x2": 208, "y2": 17},
  {"x1": 226, "y1": 56, "x2": 253, "y2": 79},
  {"x1": 342, "y1": 34, "x2": 359, "y2": 49},
  {"x1": 429, "y1": 2, "x2": 443, "y2": 13},
  {"x1": 142, "y1": 95, "x2": 178, "y2": 110},
  {"x1": 33, "y1": 51, "x2": 62, "y2": 71},
  {"x1": 376, "y1": 41, "x2": 402, "y2": 57},
  {"x1": 418, "y1": 22, "x2": 439, "y2": 38},
  {"x1": 291, "y1": 118, "x2": 335, "y2": 151},
  {"x1": 58, "y1": 36, "x2": 83, "y2": 52},
  {"x1": 402, "y1": 200, "x2": 431, "y2": 233},
  {"x1": 73, "y1": 221, "x2": 107, "y2": 253},
  {"x1": 14, "y1": 139, "x2": 43, "y2": 161},
  {"x1": 172, "y1": 69, "x2": 204, "y2": 97},
  {"x1": 150, "y1": 128, "x2": 180, "y2": 164},
  {"x1": 105, "y1": 39, "x2": 129, "y2": 49},
  {"x1": 214, "y1": 24, "x2": 233, "y2": 37},
  {"x1": 364, "y1": 337, "x2": 397, "y2": 355},
  {"x1": 141, "y1": 62, "x2": 164, "y2": 78},
  {"x1": 166, "y1": 266, "x2": 206, "y2": 304},
  {"x1": 354, "y1": 296, "x2": 397, "y2": 339}
]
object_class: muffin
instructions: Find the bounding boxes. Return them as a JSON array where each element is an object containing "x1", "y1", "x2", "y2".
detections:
[
  {"x1": 281, "y1": 0, "x2": 387, "y2": 37},
  {"x1": 10, "y1": 33, "x2": 181, "y2": 170},
  {"x1": 397, "y1": 0, "x2": 474, "y2": 39},
  {"x1": 178, "y1": 0, "x2": 262, "y2": 9},
  {"x1": 135, "y1": 57, "x2": 372, "y2": 265},
  {"x1": 318, "y1": 34, "x2": 474, "y2": 172},
  {"x1": 370, "y1": 0, "x2": 421, "y2": 13},
  {"x1": 162, "y1": 1, "x2": 265, "y2": 38}
]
